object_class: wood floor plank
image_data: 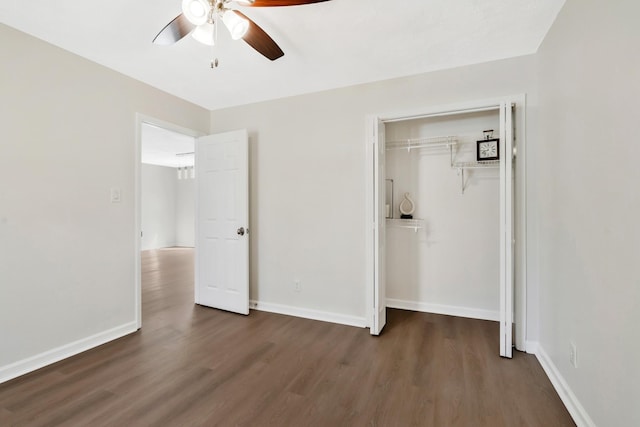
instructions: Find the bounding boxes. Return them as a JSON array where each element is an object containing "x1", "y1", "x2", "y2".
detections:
[
  {"x1": 15, "y1": 390, "x2": 116, "y2": 427},
  {"x1": 0, "y1": 408, "x2": 14, "y2": 425},
  {"x1": 0, "y1": 248, "x2": 575, "y2": 426}
]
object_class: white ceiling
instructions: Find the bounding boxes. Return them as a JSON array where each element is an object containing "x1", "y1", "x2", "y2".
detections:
[
  {"x1": 0, "y1": 0, "x2": 565, "y2": 111},
  {"x1": 141, "y1": 123, "x2": 195, "y2": 168}
]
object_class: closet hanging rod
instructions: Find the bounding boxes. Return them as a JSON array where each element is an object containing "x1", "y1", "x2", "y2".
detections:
[
  {"x1": 386, "y1": 142, "x2": 454, "y2": 151},
  {"x1": 386, "y1": 136, "x2": 457, "y2": 151},
  {"x1": 386, "y1": 141, "x2": 456, "y2": 150}
]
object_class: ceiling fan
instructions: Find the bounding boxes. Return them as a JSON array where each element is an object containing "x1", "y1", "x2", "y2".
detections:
[{"x1": 153, "y1": 0, "x2": 331, "y2": 62}]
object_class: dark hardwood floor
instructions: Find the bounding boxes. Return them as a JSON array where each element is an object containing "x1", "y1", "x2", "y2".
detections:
[{"x1": 0, "y1": 248, "x2": 574, "y2": 426}]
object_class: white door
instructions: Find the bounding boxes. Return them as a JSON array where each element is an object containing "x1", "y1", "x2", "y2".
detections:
[
  {"x1": 371, "y1": 119, "x2": 386, "y2": 335},
  {"x1": 499, "y1": 103, "x2": 515, "y2": 357},
  {"x1": 195, "y1": 129, "x2": 249, "y2": 315}
]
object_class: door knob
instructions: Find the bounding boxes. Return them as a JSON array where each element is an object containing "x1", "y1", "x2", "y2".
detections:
[{"x1": 237, "y1": 227, "x2": 245, "y2": 236}]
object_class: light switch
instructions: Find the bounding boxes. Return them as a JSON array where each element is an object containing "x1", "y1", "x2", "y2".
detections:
[{"x1": 110, "y1": 187, "x2": 122, "y2": 203}]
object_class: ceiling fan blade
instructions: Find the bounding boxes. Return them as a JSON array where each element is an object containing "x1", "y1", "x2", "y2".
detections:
[
  {"x1": 237, "y1": 0, "x2": 331, "y2": 7},
  {"x1": 236, "y1": 11, "x2": 284, "y2": 61},
  {"x1": 152, "y1": 14, "x2": 195, "y2": 45}
]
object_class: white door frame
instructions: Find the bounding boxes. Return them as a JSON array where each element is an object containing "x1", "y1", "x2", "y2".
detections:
[
  {"x1": 134, "y1": 114, "x2": 204, "y2": 329},
  {"x1": 365, "y1": 95, "x2": 528, "y2": 352},
  {"x1": 499, "y1": 101, "x2": 514, "y2": 358}
]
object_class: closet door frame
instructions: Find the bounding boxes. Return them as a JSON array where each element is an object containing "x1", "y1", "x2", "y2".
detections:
[{"x1": 365, "y1": 95, "x2": 528, "y2": 355}]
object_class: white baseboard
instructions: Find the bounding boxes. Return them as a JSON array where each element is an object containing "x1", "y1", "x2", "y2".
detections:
[
  {"x1": 249, "y1": 300, "x2": 367, "y2": 328},
  {"x1": 535, "y1": 345, "x2": 596, "y2": 427},
  {"x1": 0, "y1": 321, "x2": 138, "y2": 385},
  {"x1": 386, "y1": 298, "x2": 499, "y2": 322},
  {"x1": 525, "y1": 340, "x2": 539, "y2": 354}
]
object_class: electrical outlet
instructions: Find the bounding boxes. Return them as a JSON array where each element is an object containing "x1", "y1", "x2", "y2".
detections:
[
  {"x1": 293, "y1": 280, "x2": 301, "y2": 292},
  {"x1": 569, "y1": 342, "x2": 578, "y2": 368}
]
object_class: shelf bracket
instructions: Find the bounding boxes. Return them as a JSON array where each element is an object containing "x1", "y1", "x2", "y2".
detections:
[
  {"x1": 457, "y1": 167, "x2": 466, "y2": 194},
  {"x1": 449, "y1": 143, "x2": 455, "y2": 167}
]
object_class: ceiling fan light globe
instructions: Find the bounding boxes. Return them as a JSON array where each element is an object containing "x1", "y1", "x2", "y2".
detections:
[
  {"x1": 222, "y1": 10, "x2": 249, "y2": 40},
  {"x1": 181, "y1": 0, "x2": 210, "y2": 26},
  {"x1": 192, "y1": 23, "x2": 215, "y2": 46}
]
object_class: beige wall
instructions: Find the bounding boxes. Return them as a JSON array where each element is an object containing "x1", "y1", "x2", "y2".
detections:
[
  {"x1": 141, "y1": 163, "x2": 195, "y2": 250},
  {"x1": 0, "y1": 24, "x2": 209, "y2": 371},
  {"x1": 176, "y1": 174, "x2": 195, "y2": 248},
  {"x1": 141, "y1": 164, "x2": 177, "y2": 250},
  {"x1": 536, "y1": 0, "x2": 640, "y2": 425},
  {"x1": 210, "y1": 55, "x2": 538, "y2": 325}
]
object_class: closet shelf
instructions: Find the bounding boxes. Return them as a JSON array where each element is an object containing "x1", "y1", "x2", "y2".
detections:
[
  {"x1": 386, "y1": 135, "x2": 457, "y2": 151},
  {"x1": 386, "y1": 134, "x2": 500, "y2": 196},
  {"x1": 452, "y1": 160, "x2": 500, "y2": 169},
  {"x1": 386, "y1": 218, "x2": 424, "y2": 232},
  {"x1": 451, "y1": 160, "x2": 500, "y2": 194}
]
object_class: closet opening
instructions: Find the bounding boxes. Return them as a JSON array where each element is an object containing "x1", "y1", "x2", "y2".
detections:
[{"x1": 365, "y1": 98, "x2": 525, "y2": 358}]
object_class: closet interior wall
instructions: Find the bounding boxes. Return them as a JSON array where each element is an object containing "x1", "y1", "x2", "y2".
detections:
[{"x1": 385, "y1": 111, "x2": 502, "y2": 320}]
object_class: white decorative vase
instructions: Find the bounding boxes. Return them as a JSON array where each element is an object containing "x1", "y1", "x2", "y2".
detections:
[{"x1": 399, "y1": 193, "x2": 415, "y2": 219}]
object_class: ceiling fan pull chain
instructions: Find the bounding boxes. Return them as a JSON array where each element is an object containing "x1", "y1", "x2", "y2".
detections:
[{"x1": 210, "y1": 7, "x2": 219, "y2": 69}]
